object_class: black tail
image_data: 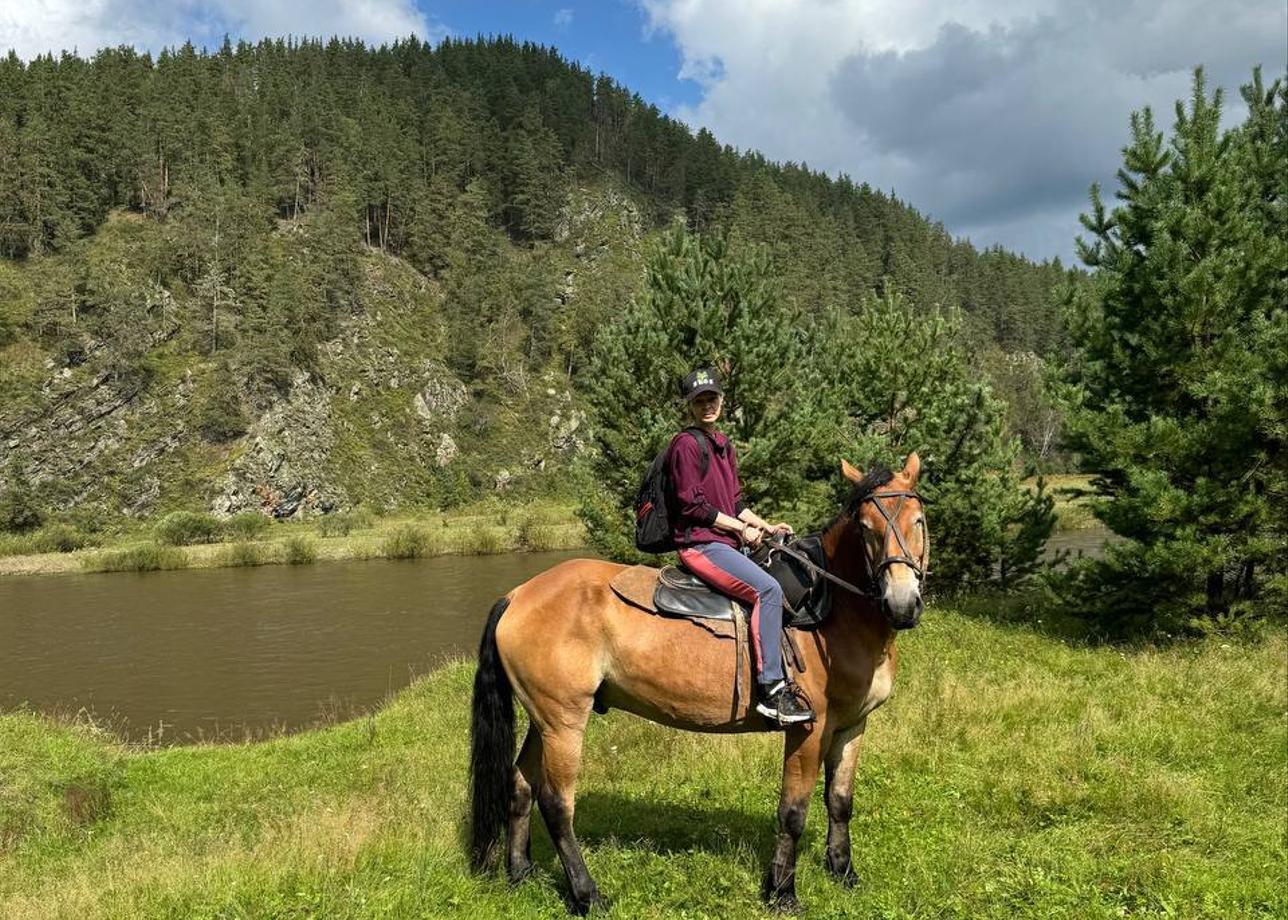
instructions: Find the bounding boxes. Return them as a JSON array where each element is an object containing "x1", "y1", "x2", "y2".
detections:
[{"x1": 469, "y1": 597, "x2": 514, "y2": 872}]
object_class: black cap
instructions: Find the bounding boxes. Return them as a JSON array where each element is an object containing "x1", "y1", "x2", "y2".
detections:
[{"x1": 679, "y1": 367, "x2": 723, "y2": 402}]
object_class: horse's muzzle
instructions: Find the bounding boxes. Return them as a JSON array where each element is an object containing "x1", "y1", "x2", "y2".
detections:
[{"x1": 883, "y1": 592, "x2": 924, "y2": 630}]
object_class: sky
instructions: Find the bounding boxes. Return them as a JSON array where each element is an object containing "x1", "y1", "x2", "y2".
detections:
[{"x1": 2, "y1": 0, "x2": 1284, "y2": 262}]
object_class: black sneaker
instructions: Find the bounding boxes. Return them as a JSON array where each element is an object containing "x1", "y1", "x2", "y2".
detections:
[{"x1": 755, "y1": 681, "x2": 815, "y2": 725}]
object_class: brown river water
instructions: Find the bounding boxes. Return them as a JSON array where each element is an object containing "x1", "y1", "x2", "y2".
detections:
[
  {"x1": 0, "y1": 550, "x2": 584, "y2": 745},
  {"x1": 0, "y1": 530, "x2": 1109, "y2": 746}
]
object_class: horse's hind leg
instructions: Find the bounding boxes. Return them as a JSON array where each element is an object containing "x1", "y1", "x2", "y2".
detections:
[
  {"x1": 537, "y1": 726, "x2": 601, "y2": 914},
  {"x1": 507, "y1": 725, "x2": 542, "y2": 883}
]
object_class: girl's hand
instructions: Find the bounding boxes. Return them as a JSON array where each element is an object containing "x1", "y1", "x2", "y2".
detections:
[
  {"x1": 769, "y1": 522, "x2": 794, "y2": 537},
  {"x1": 742, "y1": 524, "x2": 765, "y2": 548}
]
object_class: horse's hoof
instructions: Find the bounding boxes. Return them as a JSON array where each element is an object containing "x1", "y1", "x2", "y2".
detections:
[
  {"x1": 768, "y1": 893, "x2": 802, "y2": 914},
  {"x1": 568, "y1": 888, "x2": 606, "y2": 915},
  {"x1": 507, "y1": 862, "x2": 535, "y2": 886},
  {"x1": 832, "y1": 866, "x2": 860, "y2": 889}
]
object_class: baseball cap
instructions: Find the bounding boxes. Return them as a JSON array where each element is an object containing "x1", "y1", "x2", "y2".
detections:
[{"x1": 679, "y1": 367, "x2": 723, "y2": 402}]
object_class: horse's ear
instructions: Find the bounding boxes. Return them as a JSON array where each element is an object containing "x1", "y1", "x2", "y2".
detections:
[
  {"x1": 902, "y1": 451, "x2": 921, "y2": 484},
  {"x1": 841, "y1": 459, "x2": 864, "y2": 484}
]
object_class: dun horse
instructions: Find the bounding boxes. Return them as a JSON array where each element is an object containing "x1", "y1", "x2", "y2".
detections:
[{"x1": 469, "y1": 453, "x2": 929, "y2": 912}]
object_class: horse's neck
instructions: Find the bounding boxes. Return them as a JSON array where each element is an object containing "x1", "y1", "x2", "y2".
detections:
[
  {"x1": 820, "y1": 514, "x2": 870, "y2": 597},
  {"x1": 819, "y1": 515, "x2": 893, "y2": 649}
]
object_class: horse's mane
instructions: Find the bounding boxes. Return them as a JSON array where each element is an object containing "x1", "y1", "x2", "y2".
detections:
[{"x1": 825, "y1": 465, "x2": 895, "y2": 533}]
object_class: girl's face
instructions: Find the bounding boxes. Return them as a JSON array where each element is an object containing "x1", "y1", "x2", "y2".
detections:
[{"x1": 689, "y1": 391, "x2": 723, "y2": 426}]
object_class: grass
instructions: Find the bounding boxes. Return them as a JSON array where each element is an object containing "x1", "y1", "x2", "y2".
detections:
[
  {"x1": 82, "y1": 543, "x2": 188, "y2": 573},
  {"x1": 0, "y1": 608, "x2": 1282, "y2": 919},
  {"x1": 0, "y1": 500, "x2": 586, "y2": 577}
]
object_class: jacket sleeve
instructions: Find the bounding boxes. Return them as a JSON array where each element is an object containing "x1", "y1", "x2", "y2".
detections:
[
  {"x1": 668, "y1": 434, "x2": 719, "y2": 527},
  {"x1": 730, "y1": 443, "x2": 747, "y2": 516}
]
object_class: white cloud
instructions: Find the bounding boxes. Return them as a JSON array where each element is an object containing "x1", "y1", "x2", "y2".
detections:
[
  {"x1": 0, "y1": 0, "x2": 443, "y2": 61},
  {"x1": 640, "y1": 0, "x2": 1282, "y2": 260},
  {"x1": 554, "y1": 8, "x2": 575, "y2": 30}
]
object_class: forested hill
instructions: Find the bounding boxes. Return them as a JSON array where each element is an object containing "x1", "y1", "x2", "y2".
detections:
[{"x1": 0, "y1": 36, "x2": 1070, "y2": 520}]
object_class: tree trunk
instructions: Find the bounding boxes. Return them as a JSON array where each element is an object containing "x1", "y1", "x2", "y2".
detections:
[{"x1": 1205, "y1": 570, "x2": 1225, "y2": 614}]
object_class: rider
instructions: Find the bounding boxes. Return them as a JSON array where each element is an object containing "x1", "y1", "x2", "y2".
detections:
[{"x1": 667, "y1": 367, "x2": 815, "y2": 726}]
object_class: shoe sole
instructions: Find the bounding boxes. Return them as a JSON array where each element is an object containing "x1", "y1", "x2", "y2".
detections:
[{"x1": 755, "y1": 702, "x2": 814, "y2": 724}]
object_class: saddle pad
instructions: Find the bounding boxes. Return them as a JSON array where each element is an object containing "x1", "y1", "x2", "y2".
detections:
[{"x1": 609, "y1": 565, "x2": 743, "y2": 623}]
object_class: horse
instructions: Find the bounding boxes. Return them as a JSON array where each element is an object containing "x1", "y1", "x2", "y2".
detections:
[{"x1": 468, "y1": 452, "x2": 929, "y2": 913}]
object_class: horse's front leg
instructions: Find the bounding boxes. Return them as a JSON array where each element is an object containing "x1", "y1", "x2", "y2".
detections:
[
  {"x1": 823, "y1": 720, "x2": 866, "y2": 886},
  {"x1": 763, "y1": 725, "x2": 824, "y2": 911}
]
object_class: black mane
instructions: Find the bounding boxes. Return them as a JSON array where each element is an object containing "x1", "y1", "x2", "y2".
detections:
[{"x1": 826, "y1": 465, "x2": 895, "y2": 532}]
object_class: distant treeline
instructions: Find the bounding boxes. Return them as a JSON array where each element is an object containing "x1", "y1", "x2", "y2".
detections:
[{"x1": 0, "y1": 35, "x2": 1069, "y2": 355}]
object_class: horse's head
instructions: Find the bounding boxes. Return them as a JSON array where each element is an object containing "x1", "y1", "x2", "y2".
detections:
[{"x1": 841, "y1": 452, "x2": 929, "y2": 630}]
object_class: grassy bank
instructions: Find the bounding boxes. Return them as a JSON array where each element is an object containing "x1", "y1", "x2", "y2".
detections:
[
  {"x1": 1, "y1": 607, "x2": 1282, "y2": 919},
  {"x1": 0, "y1": 500, "x2": 585, "y2": 577}
]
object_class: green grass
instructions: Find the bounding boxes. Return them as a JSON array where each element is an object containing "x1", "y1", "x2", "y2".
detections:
[
  {"x1": 81, "y1": 543, "x2": 188, "y2": 573},
  {"x1": 0, "y1": 609, "x2": 1282, "y2": 919}
]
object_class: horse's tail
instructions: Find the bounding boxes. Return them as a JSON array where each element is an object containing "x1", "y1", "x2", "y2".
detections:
[{"x1": 469, "y1": 596, "x2": 514, "y2": 872}]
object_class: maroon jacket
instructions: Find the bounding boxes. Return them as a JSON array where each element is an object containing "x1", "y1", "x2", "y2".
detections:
[{"x1": 667, "y1": 428, "x2": 747, "y2": 548}]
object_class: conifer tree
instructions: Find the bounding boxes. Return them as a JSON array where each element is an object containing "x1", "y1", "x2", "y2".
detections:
[
  {"x1": 579, "y1": 226, "x2": 826, "y2": 559},
  {"x1": 1058, "y1": 69, "x2": 1287, "y2": 633}
]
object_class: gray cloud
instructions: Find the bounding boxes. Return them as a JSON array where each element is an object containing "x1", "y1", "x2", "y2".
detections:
[{"x1": 645, "y1": 0, "x2": 1285, "y2": 260}]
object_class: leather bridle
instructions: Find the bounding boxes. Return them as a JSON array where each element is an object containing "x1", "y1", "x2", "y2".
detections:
[
  {"x1": 860, "y1": 490, "x2": 930, "y2": 584},
  {"x1": 764, "y1": 488, "x2": 929, "y2": 601}
]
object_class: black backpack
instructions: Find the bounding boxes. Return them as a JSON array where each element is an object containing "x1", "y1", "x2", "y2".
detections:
[{"x1": 634, "y1": 427, "x2": 709, "y2": 554}]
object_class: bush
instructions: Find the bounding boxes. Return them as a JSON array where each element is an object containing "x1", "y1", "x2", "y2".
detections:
[
  {"x1": 318, "y1": 508, "x2": 373, "y2": 538},
  {"x1": 282, "y1": 535, "x2": 318, "y2": 565},
  {"x1": 381, "y1": 525, "x2": 434, "y2": 560},
  {"x1": 516, "y1": 508, "x2": 566, "y2": 551},
  {"x1": 84, "y1": 544, "x2": 187, "y2": 573},
  {"x1": 30, "y1": 523, "x2": 91, "y2": 554},
  {"x1": 194, "y1": 361, "x2": 248, "y2": 443},
  {"x1": 460, "y1": 524, "x2": 506, "y2": 555},
  {"x1": 0, "y1": 469, "x2": 43, "y2": 533},
  {"x1": 155, "y1": 511, "x2": 223, "y2": 546},
  {"x1": 224, "y1": 512, "x2": 270, "y2": 541},
  {"x1": 216, "y1": 542, "x2": 267, "y2": 567}
]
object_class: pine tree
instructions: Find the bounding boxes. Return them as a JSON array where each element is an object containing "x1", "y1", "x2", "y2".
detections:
[
  {"x1": 579, "y1": 226, "x2": 827, "y2": 560},
  {"x1": 1058, "y1": 69, "x2": 1287, "y2": 634}
]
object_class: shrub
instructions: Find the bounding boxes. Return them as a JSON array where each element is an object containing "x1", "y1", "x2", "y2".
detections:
[
  {"x1": 155, "y1": 511, "x2": 223, "y2": 546},
  {"x1": 282, "y1": 535, "x2": 318, "y2": 565},
  {"x1": 0, "y1": 469, "x2": 43, "y2": 533},
  {"x1": 224, "y1": 512, "x2": 270, "y2": 541},
  {"x1": 216, "y1": 542, "x2": 267, "y2": 567},
  {"x1": 516, "y1": 509, "x2": 566, "y2": 551},
  {"x1": 318, "y1": 508, "x2": 373, "y2": 538},
  {"x1": 194, "y1": 361, "x2": 248, "y2": 443},
  {"x1": 461, "y1": 524, "x2": 506, "y2": 555},
  {"x1": 84, "y1": 544, "x2": 187, "y2": 573},
  {"x1": 381, "y1": 525, "x2": 433, "y2": 560},
  {"x1": 30, "y1": 523, "x2": 91, "y2": 554}
]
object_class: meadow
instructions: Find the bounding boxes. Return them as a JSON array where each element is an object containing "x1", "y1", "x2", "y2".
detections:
[{"x1": 1, "y1": 602, "x2": 1282, "y2": 919}]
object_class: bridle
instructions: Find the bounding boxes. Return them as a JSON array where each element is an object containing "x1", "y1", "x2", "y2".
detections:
[
  {"x1": 860, "y1": 490, "x2": 930, "y2": 584},
  {"x1": 766, "y1": 488, "x2": 929, "y2": 601}
]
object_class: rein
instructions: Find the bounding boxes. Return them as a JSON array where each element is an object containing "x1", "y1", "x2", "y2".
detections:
[{"x1": 769, "y1": 489, "x2": 930, "y2": 600}]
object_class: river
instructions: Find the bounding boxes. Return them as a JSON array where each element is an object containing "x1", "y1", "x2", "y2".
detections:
[
  {"x1": 0, "y1": 550, "x2": 584, "y2": 745},
  {"x1": 0, "y1": 529, "x2": 1111, "y2": 746}
]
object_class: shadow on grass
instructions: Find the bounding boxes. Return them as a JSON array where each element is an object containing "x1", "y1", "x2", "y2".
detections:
[{"x1": 573, "y1": 790, "x2": 773, "y2": 855}]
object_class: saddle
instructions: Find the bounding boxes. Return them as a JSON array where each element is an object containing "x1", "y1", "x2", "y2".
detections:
[
  {"x1": 609, "y1": 549, "x2": 821, "y2": 716},
  {"x1": 609, "y1": 534, "x2": 833, "y2": 629}
]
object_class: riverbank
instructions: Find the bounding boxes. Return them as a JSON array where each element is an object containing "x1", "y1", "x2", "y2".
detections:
[
  {"x1": 1, "y1": 607, "x2": 1282, "y2": 918},
  {"x1": 0, "y1": 500, "x2": 585, "y2": 577}
]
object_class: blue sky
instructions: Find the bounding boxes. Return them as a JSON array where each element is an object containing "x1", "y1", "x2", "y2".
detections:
[
  {"x1": 2, "y1": 0, "x2": 1283, "y2": 262},
  {"x1": 421, "y1": 2, "x2": 704, "y2": 113}
]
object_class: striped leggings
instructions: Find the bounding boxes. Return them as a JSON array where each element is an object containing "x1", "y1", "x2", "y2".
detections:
[{"x1": 677, "y1": 541, "x2": 784, "y2": 685}]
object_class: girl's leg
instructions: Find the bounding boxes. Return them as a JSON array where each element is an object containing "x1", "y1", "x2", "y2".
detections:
[{"x1": 678, "y1": 542, "x2": 785, "y2": 684}]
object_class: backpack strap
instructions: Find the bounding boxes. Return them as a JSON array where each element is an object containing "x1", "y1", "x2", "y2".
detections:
[{"x1": 681, "y1": 426, "x2": 710, "y2": 477}]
